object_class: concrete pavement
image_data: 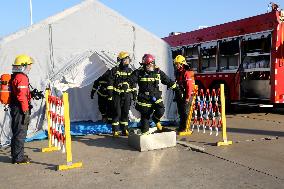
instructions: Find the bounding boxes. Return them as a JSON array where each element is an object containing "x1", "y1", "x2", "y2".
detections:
[{"x1": 0, "y1": 111, "x2": 283, "y2": 189}]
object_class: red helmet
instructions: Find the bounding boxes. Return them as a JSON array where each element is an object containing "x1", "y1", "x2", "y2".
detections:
[{"x1": 142, "y1": 54, "x2": 155, "y2": 65}]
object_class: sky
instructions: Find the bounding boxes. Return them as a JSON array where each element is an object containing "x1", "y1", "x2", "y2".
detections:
[{"x1": 0, "y1": 0, "x2": 282, "y2": 39}]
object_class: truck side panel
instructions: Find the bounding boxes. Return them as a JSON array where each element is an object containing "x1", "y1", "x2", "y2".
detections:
[{"x1": 274, "y1": 12, "x2": 284, "y2": 103}]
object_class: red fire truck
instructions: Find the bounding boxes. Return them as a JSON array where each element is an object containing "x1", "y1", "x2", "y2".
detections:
[{"x1": 163, "y1": 5, "x2": 284, "y2": 108}]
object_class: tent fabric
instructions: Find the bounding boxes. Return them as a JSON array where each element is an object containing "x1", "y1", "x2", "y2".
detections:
[{"x1": 0, "y1": 0, "x2": 178, "y2": 145}]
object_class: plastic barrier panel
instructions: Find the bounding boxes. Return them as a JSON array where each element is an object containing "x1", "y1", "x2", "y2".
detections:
[
  {"x1": 179, "y1": 84, "x2": 232, "y2": 146},
  {"x1": 42, "y1": 90, "x2": 83, "y2": 171}
]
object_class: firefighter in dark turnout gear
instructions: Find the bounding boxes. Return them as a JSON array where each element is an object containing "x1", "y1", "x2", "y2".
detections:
[
  {"x1": 91, "y1": 70, "x2": 112, "y2": 123},
  {"x1": 106, "y1": 52, "x2": 136, "y2": 137},
  {"x1": 174, "y1": 55, "x2": 195, "y2": 132},
  {"x1": 130, "y1": 54, "x2": 179, "y2": 134},
  {"x1": 9, "y1": 55, "x2": 33, "y2": 164}
]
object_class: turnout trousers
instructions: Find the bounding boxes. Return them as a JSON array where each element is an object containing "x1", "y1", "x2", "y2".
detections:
[
  {"x1": 136, "y1": 100, "x2": 165, "y2": 133},
  {"x1": 98, "y1": 94, "x2": 113, "y2": 123},
  {"x1": 176, "y1": 96, "x2": 192, "y2": 130},
  {"x1": 10, "y1": 105, "x2": 30, "y2": 162},
  {"x1": 111, "y1": 93, "x2": 131, "y2": 133}
]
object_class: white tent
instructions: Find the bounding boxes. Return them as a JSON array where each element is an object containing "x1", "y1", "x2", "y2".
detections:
[{"x1": 0, "y1": 0, "x2": 176, "y2": 146}]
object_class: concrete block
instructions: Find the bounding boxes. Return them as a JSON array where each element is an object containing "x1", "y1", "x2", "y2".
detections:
[{"x1": 128, "y1": 128, "x2": 176, "y2": 152}]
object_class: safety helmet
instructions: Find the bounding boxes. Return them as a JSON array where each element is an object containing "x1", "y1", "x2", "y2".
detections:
[
  {"x1": 174, "y1": 55, "x2": 186, "y2": 65},
  {"x1": 117, "y1": 51, "x2": 130, "y2": 62},
  {"x1": 142, "y1": 54, "x2": 155, "y2": 65},
  {"x1": 13, "y1": 54, "x2": 33, "y2": 66}
]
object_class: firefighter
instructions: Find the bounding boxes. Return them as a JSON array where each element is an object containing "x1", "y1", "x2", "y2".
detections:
[
  {"x1": 173, "y1": 55, "x2": 195, "y2": 132},
  {"x1": 131, "y1": 54, "x2": 180, "y2": 134},
  {"x1": 106, "y1": 52, "x2": 136, "y2": 137},
  {"x1": 9, "y1": 55, "x2": 34, "y2": 164},
  {"x1": 90, "y1": 70, "x2": 112, "y2": 123}
]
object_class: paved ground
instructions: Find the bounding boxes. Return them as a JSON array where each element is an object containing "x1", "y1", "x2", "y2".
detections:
[{"x1": 0, "y1": 109, "x2": 283, "y2": 189}]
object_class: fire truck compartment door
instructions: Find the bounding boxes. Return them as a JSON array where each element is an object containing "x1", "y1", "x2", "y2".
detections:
[{"x1": 241, "y1": 80, "x2": 271, "y2": 99}]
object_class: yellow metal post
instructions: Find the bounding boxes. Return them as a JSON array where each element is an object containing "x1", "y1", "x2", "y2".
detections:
[
  {"x1": 42, "y1": 89, "x2": 60, "y2": 152},
  {"x1": 179, "y1": 85, "x2": 198, "y2": 136},
  {"x1": 217, "y1": 84, "x2": 233, "y2": 146},
  {"x1": 58, "y1": 92, "x2": 82, "y2": 171}
]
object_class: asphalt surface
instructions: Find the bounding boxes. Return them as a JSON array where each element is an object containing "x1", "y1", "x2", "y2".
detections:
[{"x1": 0, "y1": 109, "x2": 283, "y2": 189}]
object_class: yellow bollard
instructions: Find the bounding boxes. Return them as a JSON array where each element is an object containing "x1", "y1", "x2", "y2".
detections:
[
  {"x1": 178, "y1": 85, "x2": 198, "y2": 136},
  {"x1": 217, "y1": 84, "x2": 233, "y2": 146},
  {"x1": 58, "y1": 92, "x2": 82, "y2": 171}
]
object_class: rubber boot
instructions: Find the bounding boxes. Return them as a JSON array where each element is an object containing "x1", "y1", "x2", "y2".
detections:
[
  {"x1": 12, "y1": 156, "x2": 30, "y2": 164},
  {"x1": 113, "y1": 131, "x2": 120, "y2": 137},
  {"x1": 156, "y1": 122, "x2": 163, "y2": 131},
  {"x1": 122, "y1": 130, "x2": 129, "y2": 136}
]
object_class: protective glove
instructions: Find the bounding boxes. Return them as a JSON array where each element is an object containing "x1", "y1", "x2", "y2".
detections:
[
  {"x1": 151, "y1": 96, "x2": 157, "y2": 102},
  {"x1": 174, "y1": 88, "x2": 183, "y2": 99},
  {"x1": 30, "y1": 89, "x2": 36, "y2": 98},
  {"x1": 90, "y1": 89, "x2": 96, "y2": 99},
  {"x1": 107, "y1": 90, "x2": 113, "y2": 101},
  {"x1": 29, "y1": 104, "x2": 33, "y2": 115},
  {"x1": 22, "y1": 111, "x2": 31, "y2": 126},
  {"x1": 132, "y1": 91, "x2": 137, "y2": 101},
  {"x1": 31, "y1": 89, "x2": 44, "y2": 100}
]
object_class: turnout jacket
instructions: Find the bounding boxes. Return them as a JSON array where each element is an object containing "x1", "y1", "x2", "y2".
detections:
[
  {"x1": 130, "y1": 67, "x2": 177, "y2": 102},
  {"x1": 10, "y1": 73, "x2": 31, "y2": 112},
  {"x1": 91, "y1": 70, "x2": 110, "y2": 97},
  {"x1": 175, "y1": 68, "x2": 195, "y2": 100},
  {"x1": 106, "y1": 65, "x2": 136, "y2": 98}
]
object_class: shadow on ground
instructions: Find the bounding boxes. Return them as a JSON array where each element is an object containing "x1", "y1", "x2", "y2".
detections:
[
  {"x1": 228, "y1": 128, "x2": 284, "y2": 137},
  {"x1": 73, "y1": 135, "x2": 137, "y2": 152},
  {"x1": 0, "y1": 155, "x2": 11, "y2": 164},
  {"x1": 228, "y1": 106, "x2": 284, "y2": 115}
]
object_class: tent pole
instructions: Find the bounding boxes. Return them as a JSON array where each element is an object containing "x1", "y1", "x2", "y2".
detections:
[{"x1": 29, "y1": 0, "x2": 33, "y2": 25}]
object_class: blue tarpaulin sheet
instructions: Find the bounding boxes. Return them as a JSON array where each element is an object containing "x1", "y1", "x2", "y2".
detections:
[{"x1": 25, "y1": 121, "x2": 175, "y2": 142}]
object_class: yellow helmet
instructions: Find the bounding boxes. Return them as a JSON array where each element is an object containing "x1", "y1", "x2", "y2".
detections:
[
  {"x1": 174, "y1": 55, "x2": 186, "y2": 65},
  {"x1": 13, "y1": 54, "x2": 33, "y2": 66},
  {"x1": 117, "y1": 51, "x2": 130, "y2": 61}
]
